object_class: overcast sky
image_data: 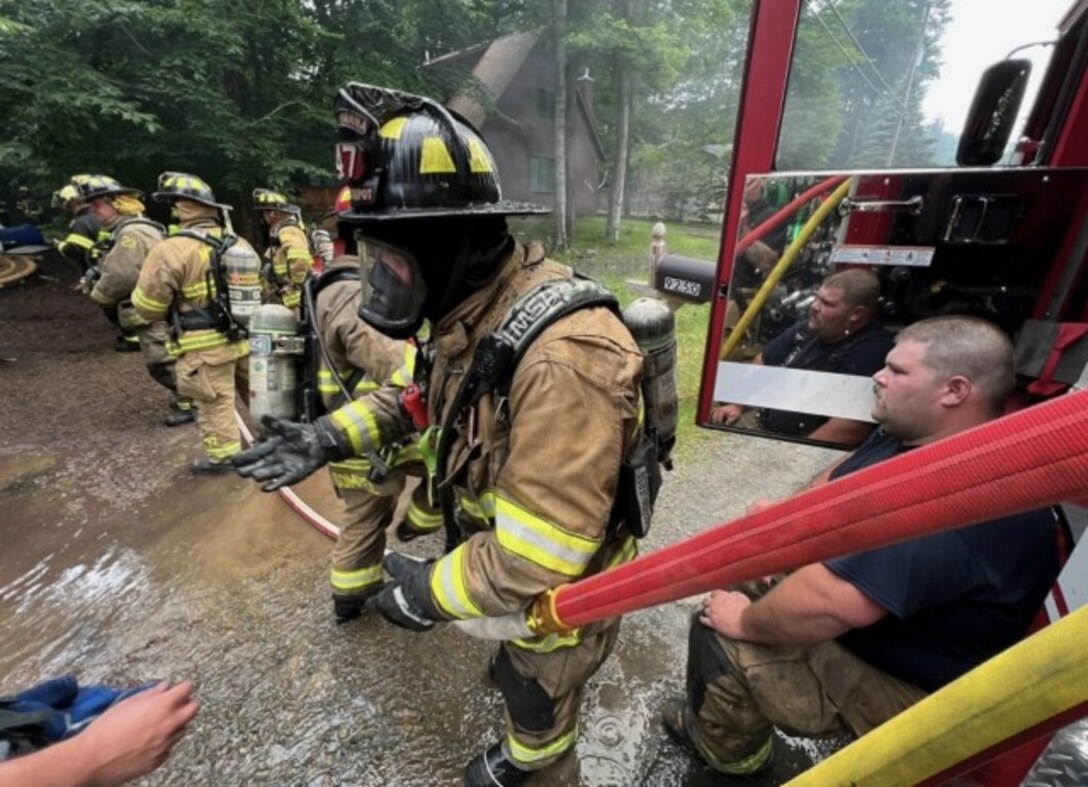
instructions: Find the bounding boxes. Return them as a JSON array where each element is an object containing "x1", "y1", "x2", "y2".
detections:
[{"x1": 922, "y1": 0, "x2": 1072, "y2": 133}]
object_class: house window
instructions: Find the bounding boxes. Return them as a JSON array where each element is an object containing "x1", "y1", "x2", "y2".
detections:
[
  {"x1": 536, "y1": 89, "x2": 556, "y2": 121},
  {"x1": 529, "y1": 157, "x2": 555, "y2": 193}
]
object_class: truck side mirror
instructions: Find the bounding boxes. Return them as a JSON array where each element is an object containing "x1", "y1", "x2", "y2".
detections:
[{"x1": 957, "y1": 59, "x2": 1032, "y2": 167}]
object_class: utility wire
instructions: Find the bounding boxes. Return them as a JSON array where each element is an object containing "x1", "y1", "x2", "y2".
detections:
[
  {"x1": 809, "y1": 7, "x2": 907, "y2": 112},
  {"x1": 826, "y1": 1, "x2": 898, "y2": 96}
]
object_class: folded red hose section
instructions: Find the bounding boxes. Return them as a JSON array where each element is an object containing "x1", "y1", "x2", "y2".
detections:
[
  {"x1": 735, "y1": 174, "x2": 847, "y2": 254},
  {"x1": 554, "y1": 389, "x2": 1088, "y2": 629}
]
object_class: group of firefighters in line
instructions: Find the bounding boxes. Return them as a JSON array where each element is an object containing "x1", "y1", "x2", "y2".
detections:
[{"x1": 38, "y1": 80, "x2": 1063, "y2": 787}]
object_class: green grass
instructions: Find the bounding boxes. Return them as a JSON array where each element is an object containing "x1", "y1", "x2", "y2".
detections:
[{"x1": 511, "y1": 214, "x2": 726, "y2": 461}]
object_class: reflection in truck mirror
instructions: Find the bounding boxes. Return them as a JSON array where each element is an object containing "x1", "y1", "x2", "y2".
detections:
[{"x1": 957, "y1": 59, "x2": 1032, "y2": 167}]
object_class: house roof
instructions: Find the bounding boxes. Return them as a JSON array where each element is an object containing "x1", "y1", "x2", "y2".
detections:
[{"x1": 425, "y1": 31, "x2": 605, "y2": 161}]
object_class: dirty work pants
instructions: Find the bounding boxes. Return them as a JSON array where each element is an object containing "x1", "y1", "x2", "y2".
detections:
[
  {"x1": 136, "y1": 320, "x2": 192, "y2": 412},
  {"x1": 685, "y1": 614, "x2": 927, "y2": 772},
  {"x1": 176, "y1": 353, "x2": 240, "y2": 463},
  {"x1": 495, "y1": 618, "x2": 620, "y2": 771},
  {"x1": 330, "y1": 475, "x2": 440, "y2": 599}
]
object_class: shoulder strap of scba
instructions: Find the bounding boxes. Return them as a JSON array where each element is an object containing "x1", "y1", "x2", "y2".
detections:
[
  {"x1": 173, "y1": 228, "x2": 244, "y2": 338},
  {"x1": 298, "y1": 266, "x2": 365, "y2": 421},
  {"x1": 434, "y1": 275, "x2": 619, "y2": 552}
]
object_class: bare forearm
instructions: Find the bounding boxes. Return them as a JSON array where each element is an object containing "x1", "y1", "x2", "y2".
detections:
[
  {"x1": 0, "y1": 736, "x2": 99, "y2": 787},
  {"x1": 739, "y1": 587, "x2": 854, "y2": 646},
  {"x1": 807, "y1": 417, "x2": 872, "y2": 446}
]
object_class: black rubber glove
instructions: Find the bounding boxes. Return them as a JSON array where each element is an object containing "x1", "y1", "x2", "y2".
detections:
[
  {"x1": 369, "y1": 553, "x2": 444, "y2": 632},
  {"x1": 232, "y1": 414, "x2": 351, "y2": 491}
]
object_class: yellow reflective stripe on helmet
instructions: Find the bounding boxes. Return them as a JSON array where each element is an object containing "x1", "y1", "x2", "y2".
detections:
[
  {"x1": 378, "y1": 116, "x2": 407, "y2": 139},
  {"x1": 330, "y1": 400, "x2": 381, "y2": 455},
  {"x1": 495, "y1": 496, "x2": 600, "y2": 577},
  {"x1": 506, "y1": 726, "x2": 578, "y2": 766},
  {"x1": 509, "y1": 629, "x2": 582, "y2": 653},
  {"x1": 420, "y1": 137, "x2": 456, "y2": 174},
  {"x1": 131, "y1": 286, "x2": 170, "y2": 313},
  {"x1": 329, "y1": 564, "x2": 383, "y2": 592},
  {"x1": 466, "y1": 138, "x2": 493, "y2": 173},
  {"x1": 430, "y1": 546, "x2": 484, "y2": 620},
  {"x1": 406, "y1": 499, "x2": 443, "y2": 531}
]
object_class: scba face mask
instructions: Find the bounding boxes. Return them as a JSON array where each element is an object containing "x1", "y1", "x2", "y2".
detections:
[{"x1": 356, "y1": 233, "x2": 427, "y2": 339}]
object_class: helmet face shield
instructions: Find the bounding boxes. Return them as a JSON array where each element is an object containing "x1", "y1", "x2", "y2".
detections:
[{"x1": 356, "y1": 233, "x2": 427, "y2": 339}]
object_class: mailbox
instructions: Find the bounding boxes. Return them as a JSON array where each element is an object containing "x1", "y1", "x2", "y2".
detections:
[{"x1": 653, "y1": 254, "x2": 716, "y2": 304}]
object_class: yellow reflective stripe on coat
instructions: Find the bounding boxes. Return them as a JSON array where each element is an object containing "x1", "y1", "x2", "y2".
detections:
[
  {"x1": 89, "y1": 288, "x2": 114, "y2": 306},
  {"x1": 285, "y1": 247, "x2": 311, "y2": 262},
  {"x1": 405, "y1": 499, "x2": 443, "y2": 531},
  {"x1": 495, "y1": 496, "x2": 600, "y2": 577},
  {"x1": 317, "y1": 368, "x2": 340, "y2": 395},
  {"x1": 329, "y1": 400, "x2": 381, "y2": 455},
  {"x1": 131, "y1": 286, "x2": 170, "y2": 314},
  {"x1": 510, "y1": 629, "x2": 582, "y2": 653},
  {"x1": 182, "y1": 280, "x2": 213, "y2": 299},
  {"x1": 506, "y1": 726, "x2": 578, "y2": 766},
  {"x1": 282, "y1": 289, "x2": 301, "y2": 308},
  {"x1": 203, "y1": 436, "x2": 241, "y2": 460},
  {"x1": 607, "y1": 534, "x2": 638, "y2": 568},
  {"x1": 63, "y1": 233, "x2": 94, "y2": 250},
  {"x1": 459, "y1": 491, "x2": 496, "y2": 522},
  {"x1": 172, "y1": 329, "x2": 230, "y2": 353},
  {"x1": 429, "y1": 545, "x2": 484, "y2": 620},
  {"x1": 329, "y1": 564, "x2": 382, "y2": 592}
]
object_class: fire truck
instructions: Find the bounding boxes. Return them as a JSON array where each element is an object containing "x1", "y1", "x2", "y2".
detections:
[{"x1": 560, "y1": 0, "x2": 1088, "y2": 783}]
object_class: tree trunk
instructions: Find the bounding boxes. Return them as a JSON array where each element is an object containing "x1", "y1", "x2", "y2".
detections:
[
  {"x1": 605, "y1": 63, "x2": 631, "y2": 242},
  {"x1": 552, "y1": 0, "x2": 569, "y2": 252}
]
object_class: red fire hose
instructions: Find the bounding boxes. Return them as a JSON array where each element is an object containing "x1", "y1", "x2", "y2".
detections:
[
  {"x1": 544, "y1": 388, "x2": 1088, "y2": 631},
  {"x1": 735, "y1": 174, "x2": 847, "y2": 254}
]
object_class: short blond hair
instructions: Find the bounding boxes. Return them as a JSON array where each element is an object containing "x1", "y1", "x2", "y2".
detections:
[{"x1": 897, "y1": 316, "x2": 1015, "y2": 410}]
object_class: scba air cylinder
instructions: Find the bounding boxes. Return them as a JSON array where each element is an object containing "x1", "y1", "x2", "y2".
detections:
[
  {"x1": 222, "y1": 242, "x2": 262, "y2": 325},
  {"x1": 622, "y1": 297, "x2": 678, "y2": 463},
  {"x1": 248, "y1": 304, "x2": 304, "y2": 424}
]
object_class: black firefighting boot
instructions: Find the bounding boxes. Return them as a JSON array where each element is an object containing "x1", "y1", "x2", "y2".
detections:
[
  {"x1": 331, "y1": 583, "x2": 386, "y2": 625},
  {"x1": 395, "y1": 519, "x2": 439, "y2": 543},
  {"x1": 163, "y1": 400, "x2": 195, "y2": 427},
  {"x1": 114, "y1": 333, "x2": 141, "y2": 352},
  {"x1": 190, "y1": 457, "x2": 235, "y2": 475},
  {"x1": 463, "y1": 743, "x2": 532, "y2": 787}
]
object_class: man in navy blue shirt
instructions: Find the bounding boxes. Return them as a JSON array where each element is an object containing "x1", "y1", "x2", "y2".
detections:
[
  {"x1": 665, "y1": 315, "x2": 1060, "y2": 777},
  {"x1": 711, "y1": 268, "x2": 894, "y2": 445}
]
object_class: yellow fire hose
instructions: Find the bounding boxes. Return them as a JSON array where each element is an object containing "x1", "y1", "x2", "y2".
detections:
[
  {"x1": 719, "y1": 177, "x2": 853, "y2": 361},
  {"x1": 788, "y1": 604, "x2": 1088, "y2": 786}
]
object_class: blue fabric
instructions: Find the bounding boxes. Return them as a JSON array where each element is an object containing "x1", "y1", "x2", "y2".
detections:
[
  {"x1": 824, "y1": 430, "x2": 1059, "y2": 691},
  {"x1": 0, "y1": 223, "x2": 46, "y2": 248},
  {"x1": 1, "y1": 674, "x2": 152, "y2": 745}
]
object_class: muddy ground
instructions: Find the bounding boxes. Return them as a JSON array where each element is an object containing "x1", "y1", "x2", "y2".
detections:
[{"x1": 0, "y1": 254, "x2": 843, "y2": 786}]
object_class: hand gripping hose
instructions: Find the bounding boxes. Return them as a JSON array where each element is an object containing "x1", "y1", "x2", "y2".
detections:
[{"x1": 539, "y1": 386, "x2": 1088, "y2": 631}]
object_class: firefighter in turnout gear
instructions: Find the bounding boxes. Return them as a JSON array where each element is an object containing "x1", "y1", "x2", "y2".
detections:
[
  {"x1": 253, "y1": 188, "x2": 312, "y2": 311},
  {"x1": 77, "y1": 175, "x2": 195, "y2": 426},
  {"x1": 234, "y1": 84, "x2": 646, "y2": 785},
  {"x1": 132, "y1": 173, "x2": 251, "y2": 473},
  {"x1": 309, "y1": 250, "x2": 442, "y2": 621},
  {"x1": 52, "y1": 176, "x2": 101, "y2": 272}
]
